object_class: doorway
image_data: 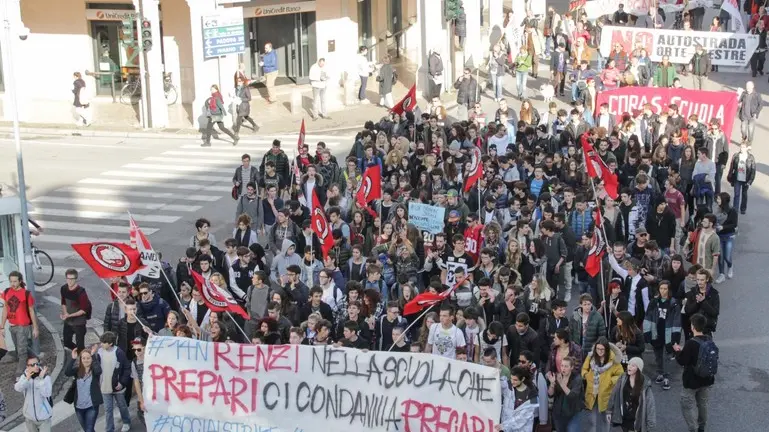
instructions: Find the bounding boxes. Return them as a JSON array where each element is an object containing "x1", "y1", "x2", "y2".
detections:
[{"x1": 246, "y1": 12, "x2": 316, "y2": 85}]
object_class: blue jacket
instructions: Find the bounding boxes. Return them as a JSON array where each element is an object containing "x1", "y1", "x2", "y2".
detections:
[
  {"x1": 570, "y1": 209, "x2": 593, "y2": 238},
  {"x1": 137, "y1": 295, "x2": 171, "y2": 333},
  {"x1": 263, "y1": 51, "x2": 278, "y2": 73}
]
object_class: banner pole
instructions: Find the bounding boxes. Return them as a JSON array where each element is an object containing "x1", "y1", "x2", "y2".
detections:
[
  {"x1": 388, "y1": 303, "x2": 436, "y2": 352},
  {"x1": 99, "y1": 279, "x2": 153, "y2": 334},
  {"x1": 225, "y1": 311, "x2": 252, "y2": 342},
  {"x1": 589, "y1": 176, "x2": 611, "y2": 336}
]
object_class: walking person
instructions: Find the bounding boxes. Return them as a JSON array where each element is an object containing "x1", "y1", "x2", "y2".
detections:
[
  {"x1": 688, "y1": 45, "x2": 711, "y2": 90},
  {"x1": 738, "y1": 80, "x2": 762, "y2": 145},
  {"x1": 309, "y1": 58, "x2": 330, "y2": 120},
  {"x1": 606, "y1": 357, "x2": 657, "y2": 432},
  {"x1": 61, "y1": 269, "x2": 92, "y2": 353},
  {"x1": 64, "y1": 346, "x2": 102, "y2": 432},
  {"x1": 259, "y1": 42, "x2": 278, "y2": 103},
  {"x1": 513, "y1": 45, "x2": 533, "y2": 99},
  {"x1": 581, "y1": 337, "x2": 624, "y2": 432},
  {"x1": 201, "y1": 84, "x2": 237, "y2": 147},
  {"x1": 488, "y1": 43, "x2": 506, "y2": 102},
  {"x1": 97, "y1": 331, "x2": 132, "y2": 432},
  {"x1": 547, "y1": 355, "x2": 584, "y2": 432},
  {"x1": 1, "y1": 271, "x2": 39, "y2": 375},
  {"x1": 551, "y1": 43, "x2": 568, "y2": 97},
  {"x1": 643, "y1": 280, "x2": 681, "y2": 391},
  {"x1": 673, "y1": 313, "x2": 718, "y2": 432},
  {"x1": 726, "y1": 141, "x2": 756, "y2": 215},
  {"x1": 376, "y1": 55, "x2": 396, "y2": 109},
  {"x1": 72, "y1": 71, "x2": 92, "y2": 126},
  {"x1": 14, "y1": 354, "x2": 52, "y2": 432},
  {"x1": 453, "y1": 68, "x2": 478, "y2": 120},
  {"x1": 713, "y1": 192, "x2": 738, "y2": 283},
  {"x1": 233, "y1": 76, "x2": 257, "y2": 136}
]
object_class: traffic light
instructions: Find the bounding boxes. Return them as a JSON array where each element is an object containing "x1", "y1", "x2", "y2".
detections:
[
  {"x1": 121, "y1": 17, "x2": 134, "y2": 45},
  {"x1": 141, "y1": 19, "x2": 152, "y2": 52}
]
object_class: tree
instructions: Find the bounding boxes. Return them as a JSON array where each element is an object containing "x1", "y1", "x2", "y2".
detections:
[{"x1": 444, "y1": 0, "x2": 462, "y2": 22}]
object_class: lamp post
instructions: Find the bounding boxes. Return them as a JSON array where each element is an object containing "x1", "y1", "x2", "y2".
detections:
[{"x1": 2, "y1": 3, "x2": 36, "y2": 300}]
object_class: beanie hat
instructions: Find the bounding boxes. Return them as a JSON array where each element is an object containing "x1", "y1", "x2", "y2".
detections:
[{"x1": 628, "y1": 356, "x2": 644, "y2": 373}]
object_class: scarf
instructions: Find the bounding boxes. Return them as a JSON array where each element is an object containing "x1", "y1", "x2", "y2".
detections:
[
  {"x1": 590, "y1": 355, "x2": 615, "y2": 397},
  {"x1": 208, "y1": 92, "x2": 221, "y2": 111},
  {"x1": 235, "y1": 226, "x2": 252, "y2": 247}
]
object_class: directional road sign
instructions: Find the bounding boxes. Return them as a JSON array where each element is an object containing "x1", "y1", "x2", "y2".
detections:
[{"x1": 202, "y1": 7, "x2": 246, "y2": 59}]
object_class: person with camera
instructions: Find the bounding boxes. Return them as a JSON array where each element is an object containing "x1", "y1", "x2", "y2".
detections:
[{"x1": 14, "y1": 354, "x2": 53, "y2": 431}]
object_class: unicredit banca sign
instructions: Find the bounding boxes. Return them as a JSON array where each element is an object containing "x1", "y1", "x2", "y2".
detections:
[
  {"x1": 86, "y1": 9, "x2": 138, "y2": 21},
  {"x1": 244, "y1": 1, "x2": 316, "y2": 17}
]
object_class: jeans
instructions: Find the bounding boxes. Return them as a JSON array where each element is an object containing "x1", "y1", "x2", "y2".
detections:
[
  {"x1": 312, "y1": 86, "x2": 327, "y2": 117},
  {"x1": 63, "y1": 323, "x2": 86, "y2": 352},
  {"x1": 691, "y1": 74, "x2": 707, "y2": 90},
  {"x1": 718, "y1": 234, "x2": 735, "y2": 274},
  {"x1": 654, "y1": 345, "x2": 670, "y2": 378},
  {"x1": 75, "y1": 406, "x2": 99, "y2": 432},
  {"x1": 584, "y1": 404, "x2": 610, "y2": 432},
  {"x1": 741, "y1": 117, "x2": 756, "y2": 143},
  {"x1": 104, "y1": 392, "x2": 131, "y2": 432},
  {"x1": 681, "y1": 386, "x2": 710, "y2": 432},
  {"x1": 202, "y1": 118, "x2": 236, "y2": 144},
  {"x1": 491, "y1": 72, "x2": 503, "y2": 100},
  {"x1": 733, "y1": 181, "x2": 749, "y2": 212},
  {"x1": 571, "y1": 84, "x2": 582, "y2": 102},
  {"x1": 715, "y1": 164, "x2": 724, "y2": 194},
  {"x1": 9, "y1": 325, "x2": 32, "y2": 373},
  {"x1": 358, "y1": 75, "x2": 368, "y2": 101},
  {"x1": 545, "y1": 36, "x2": 553, "y2": 56},
  {"x1": 563, "y1": 261, "x2": 574, "y2": 297},
  {"x1": 24, "y1": 419, "x2": 51, "y2": 432},
  {"x1": 515, "y1": 71, "x2": 528, "y2": 98},
  {"x1": 554, "y1": 411, "x2": 583, "y2": 432},
  {"x1": 233, "y1": 115, "x2": 256, "y2": 134}
]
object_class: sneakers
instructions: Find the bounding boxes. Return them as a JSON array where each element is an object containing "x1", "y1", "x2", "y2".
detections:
[
  {"x1": 715, "y1": 274, "x2": 726, "y2": 284},
  {"x1": 563, "y1": 290, "x2": 571, "y2": 303},
  {"x1": 727, "y1": 267, "x2": 734, "y2": 279},
  {"x1": 121, "y1": 424, "x2": 131, "y2": 432},
  {"x1": 655, "y1": 374, "x2": 664, "y2": 384},
  {"x1": 662, "y1": 378, "x2": 671, "y2": 390}
]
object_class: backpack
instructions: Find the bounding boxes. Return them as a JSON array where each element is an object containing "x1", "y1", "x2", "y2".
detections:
[{"x1": 693, "y1": 337, "x2": 719, "y2": 378}]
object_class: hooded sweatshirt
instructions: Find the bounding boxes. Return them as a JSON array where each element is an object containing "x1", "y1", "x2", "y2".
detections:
[
  {"x1": 270, "y1": 239, "x2": 303, "y2": 285},
  {"x1": 14, "y1": 374, "x2": 52, "y2": 423}
]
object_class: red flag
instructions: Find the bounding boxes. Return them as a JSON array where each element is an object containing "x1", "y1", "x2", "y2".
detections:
[
  {"x1": 128, "y1": 213, "x2": 162, "y2": 279},
  {"x1": 580, "y1": 133, "x2": 619, "y2": 199},
  {"x1": 356, "y1": 165, "x2": 382, "y2": 217},
  {"x1": 311, "y1": 189, "x2": 334, "y2": 258},
  {"x1": 71, "y1": 242, "x2": 144, "y2": 279},
  {"x1": 403, "y1": 275, "x2": 468, "y2": 316},
  {"x1": 190, "y1": 270, "x2": 249, "y2": 320},
  {"x1": 464, "y1": 146, "x2": 483, "y2": 192},
  {"x1": 391, "y1": 84, "x2": 416, "y2": 116},
  {"x1": 585, "y1": 209, "x2": 607, "y2": 277},
  {"x1": 297, "y1": 118, "x2": 306, "y2": 153}
]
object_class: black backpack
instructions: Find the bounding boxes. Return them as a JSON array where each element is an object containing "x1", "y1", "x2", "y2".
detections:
[{"x1": 693, "y1": 337, "x2": 719, "y2": 379}]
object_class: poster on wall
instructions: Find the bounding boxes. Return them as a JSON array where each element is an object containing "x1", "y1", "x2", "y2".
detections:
[
  {"x1": 142, "y1": 337, "x2": 502, "y2": 432},
  {"x1": 598, "y1": 26, "x2": 758, "y2": 67},
  {"x1": 595, "y1": 87, "x2": 739, "y2": 140}
]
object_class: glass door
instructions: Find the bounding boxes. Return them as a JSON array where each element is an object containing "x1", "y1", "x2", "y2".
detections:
[
  {"x1": 295, "y1": 12, "x2": 317, "y2": 84},
  {"x1": 357, "y1": 0, "x2": 372, "y2": 60}
]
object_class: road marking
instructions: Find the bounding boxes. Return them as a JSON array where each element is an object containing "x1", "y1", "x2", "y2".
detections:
[
  {"x1": 43, "y1": 295, "x2": 59, "y2": 305},
  {"x1": 57, "y1": 187, "x2": 222, "y2": 201},
  {"x1": 35, "y1": 282, "x2": 56, "y2": 292},
  {"x1": 36, "y1": 220, "x2": 160, "y2": 235},
  {"x1": 0, "y1": 139, "x2": 129, "y2": 150},
  {"x1": 31, "y1": 196, "x2": 202, "y2": 212},
  {"x1": 29, "y1": 208, "x2": 180, "y2": 223},
  {"x1": 273, "y1": 134, "x2": 350, "y2": 141},
  {"x1": 102, "y1": 170, "x2": 229, "y2": 183},
  {"x1": 77, "y1": 178, "x2": 232, "y2": 192},
  {"x1": 29, "y1": 234, "x2": 126, "y2": 244},
  {"x1": 122, "y1": 163, "x2": 233, "y2": 174},
  {"x1": 38, "y1": 249, "x2": 77, "y2": 260},
  {"x1": 170, "y1": 149, "x2": 276, "y2": 157},
  {"x1": 144, "y1": 156, "x2": 234, "y2": 165}
]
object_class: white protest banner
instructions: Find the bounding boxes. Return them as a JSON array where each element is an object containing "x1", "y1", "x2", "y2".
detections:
[
  {"x1": 143, "y1": 337, "x2": 501, "y2": 432},
  {"x1": 599, "y1": 26, "x2": 758, "y2": 67},
  {"x1": 583, "y1": 0, "x2": 653, "y2": 19},
  {"x1": 408, "y1": 202, "x2": 446, "y2": 234}
]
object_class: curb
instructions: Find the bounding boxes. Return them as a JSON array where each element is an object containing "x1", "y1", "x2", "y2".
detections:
[{"x1": 0, "y1": 315, "x2": 64, "y2": 431}]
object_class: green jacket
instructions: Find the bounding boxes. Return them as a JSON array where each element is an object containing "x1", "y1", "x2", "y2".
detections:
[
  {"x1": 515, "y1": 53, "x2": 532, "y2": 73},
  {"x1": 570, "y1": 306, "x2": 607, "y2": 355},
  {"x1": 653, "y1": 65, "x2": 677, "y2": 87}
]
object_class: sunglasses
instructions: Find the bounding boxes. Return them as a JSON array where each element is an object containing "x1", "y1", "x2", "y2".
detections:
[
  {"x1": 27, "y1": 362, "x2": 39, "y2": 368},
  {"x1": 140, "y1": 291, "x2": 150, "y2": 295},
  {"x1": 133, "y1": 347, "x2": 143, "y2": 352}
]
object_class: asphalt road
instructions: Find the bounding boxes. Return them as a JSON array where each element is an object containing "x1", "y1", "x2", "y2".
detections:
[{"x1": 1, "y1": 3, "x2": 768, "y2": 430}]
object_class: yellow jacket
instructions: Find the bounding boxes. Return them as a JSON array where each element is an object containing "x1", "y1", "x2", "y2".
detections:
[{"x1": 581, "y1": 348, "x2": 624, "y2": 412}]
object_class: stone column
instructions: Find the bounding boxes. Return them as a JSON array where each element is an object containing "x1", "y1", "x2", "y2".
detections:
[
  {"x1": 136, "y1": 0, "x2": 169, "y2": 128},
  {"x1": 0, "y1": 0, "x2": 30, "y2": 122},
  {"x1": 463, "y1": 0, "x2": 482, "y2": 70}
]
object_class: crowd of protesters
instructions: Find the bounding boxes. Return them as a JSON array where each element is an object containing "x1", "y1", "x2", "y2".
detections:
[{"x1": 6, "y1": 2, "x2": 765, "y2": 432}]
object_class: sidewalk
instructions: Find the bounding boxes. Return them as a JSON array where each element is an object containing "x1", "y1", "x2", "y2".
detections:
[{"x1": 0, "y1": 315, "x2": 64, "y2": 431}]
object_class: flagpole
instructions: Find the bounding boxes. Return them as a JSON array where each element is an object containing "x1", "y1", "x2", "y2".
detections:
[
  {"x1": 388, "y1": 303, "x2": 435, "y2": 352},
  {"x1": 589, "y1": 177, "x2": 611, "y2": 336},
  {"x1": 99, "y1": 279, "x2": 153, "y2": 333},
  {"x1": 224, "y1": 311, "x2": 252, "y2": 342}
]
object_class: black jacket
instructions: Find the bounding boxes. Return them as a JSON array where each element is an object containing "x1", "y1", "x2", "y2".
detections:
[
  {"x1": 64, "y1": 355, "x2": 104, "y2": 407},
  {"x1": 453, "y1": 77, "x2": 478, "y2": 106},
  {"x1": 727, "y1": 151, "x2": 756, "y2": 185},
  {"x1": 506, "y1": 326, "x2": 542, "y2": 366},
  {"x1": 675, "y1": 335, "x2": 716, "y2": 389},
  {"x1": 684, "y1": 286, "x2": 720, "y2": 333},
  {"x1": 299, "y1": 301, "x2": 334, "y2": 324},
  {"x1": 645, "y1": 209, "x2": 677, "y2": 250}
]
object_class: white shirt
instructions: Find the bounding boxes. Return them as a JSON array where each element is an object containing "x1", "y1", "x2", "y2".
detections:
[
  {"x1": 608, "y1": 255, "x2": 650, "y2": 316},
  {"x1": 357, "y1": 54, "x2": 372, "y2": 77},
  {"x1": 427, "y1": 323, "x2": 466, "y2": 359},
  {"x1": 309, "y1": 63, "x2": 327, "y2": 89}
]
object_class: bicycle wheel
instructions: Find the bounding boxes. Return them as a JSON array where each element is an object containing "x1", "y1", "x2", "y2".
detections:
[
  {"x1": 120, "y1": 82, "x2": 140, "y2": 105},
  {"x1": 33, "y1": 249, "x2": 54, "y2": 287},
  {"x1": 165, "y1": 85, "x2": 178, "y2": 105}
]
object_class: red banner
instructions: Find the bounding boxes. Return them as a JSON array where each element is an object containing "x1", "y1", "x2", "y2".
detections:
[
  {"x1": 569, "y1": 0, "x2": 586, "y2": 10},
  {"x1": 391, "y1": 84, "x2": 416, "y2": 116},
  {"x1": 356, "y1": 165, "x2": 382, "y2": 215},
  {"x1": 71, "y1": 242, "x2": 144, "y2": 278},
  {"x1": 311, "y1": 189, "x2": 334, "y2": 259},
  {"x1": 595, "y1": 87, "x2": 739, "y2": 142},
  {"x1": 190, "y1": 270, "x2": 249, "y2": 320}
]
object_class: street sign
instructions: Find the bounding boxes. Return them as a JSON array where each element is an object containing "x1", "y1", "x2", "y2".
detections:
[{"x1": 201, "y1": 7, "x2": 245, "y2": 59}]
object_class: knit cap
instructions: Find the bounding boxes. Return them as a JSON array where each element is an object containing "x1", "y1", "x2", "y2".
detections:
[{"x1": 628, "y1": 356, "x2": 644, "y2": 373}]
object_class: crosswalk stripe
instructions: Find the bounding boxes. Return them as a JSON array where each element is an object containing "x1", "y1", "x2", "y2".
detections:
[
  {"x1": 30, "y1": 197, "x2": 202, "y2": 212},
  {"x1": 169, "y1": 149, "x2": 275, "y2": 157},
  {"x1": 273, "y1": 134, "x2": 351, "y2": 141},
  {"x1": 29, "y1": 208, "x2": 180, "y2": 223},
  {"x1": 122, "y1": 163, "x2": 233, "y2": 174},
  {"x1": 37, "y1": 221, "x2": 160, "y2": 235},
  {"x1": 102, "y1": 170, "x2": 229, "y2": 183},
  {"x1": 38, "y1": 249, "x2": 78, "y2": 260},
  {"x1": 31, "y1": 234, "x2": 126, "y2": 244},
  {"x1": 144, "y1": 156, "x2": 234, "y2": 165},
  {"x1": 57, "y1": 187, "x2": 222, "y2": 202},
  {"x1": 77, "y1": 178, "x2": 232, "y2": 192}
]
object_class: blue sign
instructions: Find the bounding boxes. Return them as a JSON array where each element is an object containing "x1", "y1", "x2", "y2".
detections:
[
  {"x1": 202, "y1": 8, "x2": 246, "y2": 60},
  {"x1": 408, "y1": 202, "x2": 445, "y2": 234}
]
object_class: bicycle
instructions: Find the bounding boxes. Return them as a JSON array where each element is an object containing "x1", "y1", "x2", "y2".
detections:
[
  {"x1": 31, "y1": 243, "x2": 54, "y2": 287},
  {"x1": 119, "y1": 72, "x2": 178, "y2": 105}
]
